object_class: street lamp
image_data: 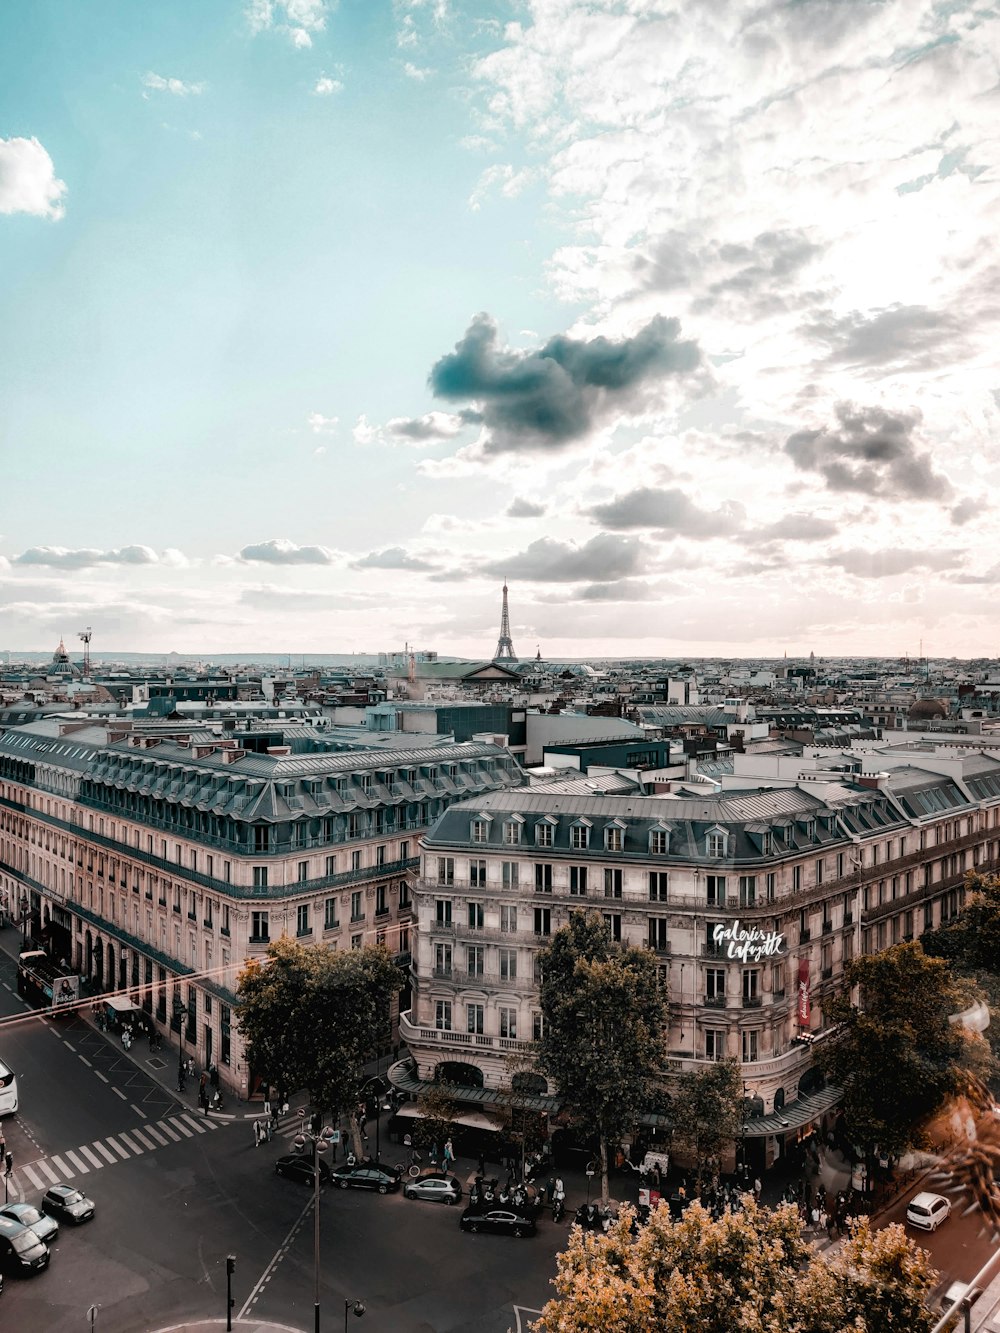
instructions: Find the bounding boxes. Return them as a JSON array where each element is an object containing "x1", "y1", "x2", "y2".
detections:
[
  {"x1": 344, "y1": 1299, "x2": 365, "y2": 1332},
  {"x1": 173, "y1": 995, "x2": 189, "y2": 1091},
  {"x1": 20, "y1": 894, "x2": 28, "y2": 947},
  {"x1": 294, "y1": 1117, "x2": 334, "y2": 1333}
]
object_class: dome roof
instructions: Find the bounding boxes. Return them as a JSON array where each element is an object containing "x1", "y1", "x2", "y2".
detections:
[{"x1": 908, "y1": 697, "x2": 949, "y2": 720}]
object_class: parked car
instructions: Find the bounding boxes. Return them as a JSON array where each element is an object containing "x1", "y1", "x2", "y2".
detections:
[
  {"x1": 906, "y1": 1192, "x2": 951, "y2": 1232},
  {"x1": 275, "y1": 1154, "x2": 333, "y2": 1187},
  {"x1": 330, "y1": 1162, "x2": 401, "y2": 1194},
  {"x1": 404, "y1": 1172, "x2": 462, "y2": 1205},
  {"x1": 459, "y1": 1206, "x2": 537, "y2": 1238},
  {"x1": 41, "y1": 1185, "x2": 94, "y2": 1225},
  {"x1": 0, "y1": 1217, "x2": 50, "y2": 1274},
  {"x1": 0, "y1": 1204, "x2": 58, "y2": 1246}
]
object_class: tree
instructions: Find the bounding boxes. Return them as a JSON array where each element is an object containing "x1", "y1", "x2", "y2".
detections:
[
  {"x1": 670, "y1": 1057, "x2": 743, "y2": 1186},
  {"x1": 535, "y1": 911, "x2": 669, "y2": 1203},
  {"x1": 819, "y1": 941, "x2": 981, "y2": 1161},
  {"x1": 412, "y1": 1082, "x2": 461, "y2": 1158},
  {"x1": 237, "y1": 937, "x2": 403, "y2": 1153},
  {"x1": 534, "y1": 1199, "x2": 938, "y2": 1333}
]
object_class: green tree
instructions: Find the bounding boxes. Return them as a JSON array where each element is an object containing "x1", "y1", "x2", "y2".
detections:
[
  {"x1": 670, "y1": 1056, "x2": 743, "y2": 1186},
  {"x1": 534, "y1": 1200, "x2": 938, "y2": 1333},
  {"x1": 535, "y1": 911, "x2": 669, "y2": 1203},
  {"x1": 819, "y1": 941, "x2": 979, "y2": 1161},
  {"x1": 237, "y1": 937, "x2": 403, "y2": 1153}
]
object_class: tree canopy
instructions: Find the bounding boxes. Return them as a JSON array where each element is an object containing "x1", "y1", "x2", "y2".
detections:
[
  {"x1": 237, "y1": 937, "x2": 403, "y2": 1144},
  {"x1": 535, "y1": 911, "x2": 669, "y2": 1201},
  {"x1": 534, "y1": 1199, "x2": 938, "y2": 1333},
  {"x1": 819, "y1": 940, "x2": 984, "y2": 1156},
  {"x1": 670, "y1": 1057, "x2": 743, "y2": 1184}
]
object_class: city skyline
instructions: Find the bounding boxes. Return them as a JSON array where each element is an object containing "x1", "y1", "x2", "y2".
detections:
[{"x1": 2, "y1": 1, "x2": 999, "y2": 658}]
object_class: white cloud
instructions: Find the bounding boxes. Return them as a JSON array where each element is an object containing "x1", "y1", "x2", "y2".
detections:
[
  {"x1": 468, "y1": 163, "x2": 535, "y2": 211},
  {"x1": 352, "y1": 414, "x2": 383, "y2": 446},
  {"x1": 403, "y1": 62, "x2": 433, "y2": 81},
  {"x1": 142, "y1": 72, "x2": 205, "y2": 97},
  {"x1": 314, "y1": 76, "x2": 343, "y2": 96},
  {"x1": 13, "y1": 545, "x2": 168, "y2": 569},
  {"x1": 307, "y1": 411, "x2": 338, "y2": 433},
  {"x1": 0, "y1": 137, "x2": 66, "y2": 219},
  {"x1": 246, "y1": 0, "x2": 327, "y2": 47},
  {"x1": 237, "y1": 538, "x2": 338, "y2": 565}
]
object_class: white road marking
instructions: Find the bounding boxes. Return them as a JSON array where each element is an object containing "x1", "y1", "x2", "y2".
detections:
[
  {"x1": 237, "y1": 1194, "x2": 314, "y2": 1321},
  {"x1": 50, "y1": 1155, "x2": 74, "y2": 1178},
  {"x1": 21, "y1": 1163, "x2": 44, "y2": 1190},
  {"x1": 64, "y1": 1150, "x2": 90, "y2": 1174},
  {"x1": 79, "y1": 1146, "x2": 104, "y2": 1170},
  {"x1": 93, "y1": 1142, "x2": 117, "y2": 1164}
]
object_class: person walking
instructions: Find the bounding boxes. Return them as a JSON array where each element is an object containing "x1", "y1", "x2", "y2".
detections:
[
  {"x1": 753, "y1": 1176, "x2": 762, "y2": 1204},
  {"x1": 253, "y1": 1119, "x2": 261, "y2": 1147},
  {"x1": 477, "y1": 1149, "x2": 487, "y2": 1177},
  {"x1": 443, "y1": 1138, "x2": 455, "y2": 1172}
]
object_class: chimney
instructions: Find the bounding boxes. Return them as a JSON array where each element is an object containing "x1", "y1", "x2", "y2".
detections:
[
  {"x1": 223, "y1": 748, "x2": 246, "y2": 764},
  {"x1": 266, "y1": 745, "x2": 292, "y2": 757}
]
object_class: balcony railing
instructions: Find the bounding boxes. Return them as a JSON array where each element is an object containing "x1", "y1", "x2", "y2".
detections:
[{"x1": 742, "y1": 995, "x2": 763, "y2": 1009}]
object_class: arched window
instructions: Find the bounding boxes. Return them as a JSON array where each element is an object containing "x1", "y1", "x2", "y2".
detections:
[
  {"x1": 511, "y1": 1071, "x2": 548, "y2": 1096},
  {"x1": 435, "y1": 1061, "x2": 483, "y2": 1088}
]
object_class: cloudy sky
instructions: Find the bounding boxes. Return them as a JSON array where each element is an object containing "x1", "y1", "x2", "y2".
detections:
[{"x1": 2, "y1": 0, "x2": 998, "y2": 659}]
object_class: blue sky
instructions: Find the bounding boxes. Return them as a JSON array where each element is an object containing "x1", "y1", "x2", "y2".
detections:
[{"x1": 2, "y1": 1, "x2": 999, "y2": 658}]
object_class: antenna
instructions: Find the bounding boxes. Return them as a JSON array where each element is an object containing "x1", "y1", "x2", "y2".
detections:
[{"x1": 78, "y1": 626, "x2": 92, "y2": 677}]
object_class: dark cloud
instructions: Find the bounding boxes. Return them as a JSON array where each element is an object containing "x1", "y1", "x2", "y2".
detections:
[
  {"x1": 428, "y1": 313, "x2": 700, "y2": 454},
  {"x1": 950, "y1": 497, "x2": 987, "y2": 526},
  {"x1": 822, "y1": 548, "x2": 962, "y2": 579},
  {"x1": 14, "y1": 545, "x2": 161, "y2": 568},
  {"x1": 586, "y1": 486, "x2": 743, "y2": 538},
  {"x1": 576, "y1": 580, "x2": 657, "y2": 602},
  {"x1": 947, "y1": 563, "x2": 1000, "y2": 585},
  {"x1": 482, "y1": 533, "x2": 646, "y2": 583},
  {"x1": 785, "y1": 404, "x2": 952, "y2": 501},
  {"x1": 506, "y1": 497, "x2": 547, "y2": 518},
  {"x1": 804, "y1": 304, "x2": 965, "y2": 371},
  {"x1": 350, "y1": 546, "x2": 436, "y2": 571},
  {"x1": 748, "y1": 513, "x2": 840, "y2": 543},
  {"x1": 385, "y1": 411, "x2": 466, "y2": 442},
  {"x1": 238, "y1": 539, "x2": 335, "y2": 564}
]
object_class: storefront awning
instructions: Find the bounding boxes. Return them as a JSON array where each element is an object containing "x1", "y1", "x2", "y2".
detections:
[
  {"x1": 743, "y1": 1084, "x2": 842, "y2": 1138},
  {"x1": 388, "y1": 1059, "x2": 562, "y2": 1114}
]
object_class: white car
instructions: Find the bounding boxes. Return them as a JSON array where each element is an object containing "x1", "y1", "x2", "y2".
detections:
[{"x1": 906, "y1": 1192, "x2": 951, "y2": 1232}]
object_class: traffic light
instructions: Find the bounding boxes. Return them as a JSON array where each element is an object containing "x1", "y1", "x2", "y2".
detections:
[
  {"x1": 4, "y1": 1152, "x2": 12, "y2": 1177},
  {"x1": 226, "y1": 1255, "x2": 236, "y2": 1277}
]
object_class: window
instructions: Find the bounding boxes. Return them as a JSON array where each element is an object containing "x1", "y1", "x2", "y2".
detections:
[
  {"x1": 467, "y1": 945, "x2": 485, "y2": 977},
  {"x1": 500, "y1": 905, "x2": 518, "y2": 933},
  {"x1": 792, "y1": 865, "x2": 802, "y2": 892},
  {"x1": 650, "y1": 829, "x2": 669, "y2": 855},
  {"x1": 742, "y1": 969, "x2": 759, "y2": 1003},
  {"x1": 603, "y1": 912, "x2": 622, "y2": 941},
  {"x1": 325, "y1": 855, "x2": 336, "y2": 877},
  {"x1": 351, "y1": 850, "x2": 362, "y2": 872},
  {"x1": 605, "y1": 825, "x2": 623, "y2": 852},
  {"x1": 706, "y1": 831, "x2": 727, "y2": 858},
  {"x1": 351, "y1": 933, "x2": 363, "y2": 950},
  {"x1": 466, "y1": 1003, "x2": 484, "y2": 1035},
  {"x1": 375, "y1": 844, "x2": 386, "y2": 866},
  {"x1": 298, "y1": 861, "x2": 309, "y2": 883},
  {"x1": 324, "y1": 898, "x2": 338, "y2": 930},
  {"x1": 569, "y1": 865, "x2": 588, "y2": 896},
  {"x1": 251, "y1": 910, "x2": 269, "y2": 943},
  {"x1": 536, "y1": 822, "x2": 553, "y2": 848},
  {"x1": 375, "y1": 883, "x2": 387, "y2": 916},
  {"x1": 296, "y1": 904, "x2": 311, "y2": 936},
  {"x1": 647, "y1": 917, "x2": 669, "y2": 952},
  {"x1": 570, "y1": 823, "x2": 590, "y2": 850},
  {"x1": 435, "y1": 1001, "x2": 452, "y2": 1031},
  {"x1": 222, "y1": 904, "x2": 230, "y2": 936},
  {"x1": 535, "y1": 863, "x2": 553, "y2": 893},
  {"x1": 533, "y1": 907, "x2": 551, "y2": 936},
  {"x1": 815, "y1": 858, "x2": 824, "y2": 885},
  {"x1": 499, "y1": 1006, "x2": 517, "y2": 1039},
  {"x1": 498, "y1": 947, "x2": 517, "y2": 980},
  {"x1": 604, "y1": 868, "x2": 622, "y2": 899},
  {"x1": 706, "y1": 875, "x2": 726, "y2": 907},
  {"x1": 766, "y1": 872, "x2": 776, "y2": 903},
  {"x1": 435, "y1": 899, "x2": 452, "y2": 926},
  {"x1": 204, "y1": 898, "x2": 214, "y2": 928},
  {"x1": 741, "y1": 1029, "x2": 759, "y2": 1063},
  {"x1": 471, "y1": 820, "x2": 489, "y2": 844},
  {"x1": 435, "y1": 943, "x2": 452, "y2": 976},
  {"x1": 351, "y1": 890, "x2": 364, "y2": 921},
  {"x1": 738, "y1": 875, "x2": 756, "y2": 907},
  {"x1": 470, "y1": 859, "x2": 487, "y2": 888},
  {"x1": 399, "y1": 840, "x2": 410, "y2": 861},
  {"x1": 503, "y1": 821, "x2": 521, "y2": 846},
  {"x1": 437, "y1": 857, "x2": 454, "y2": 886},
  {"x1": 705, "y1": 1029, "x2": 725, "y2": 1061},
  {"x1": 348, "y1": 814, "x2": 362, "y2": 840},
  {"x1": 836, "y1": 852, "x2": 845, "y2": 878},
  {"x1": 532, "y1": 1013, "x2": 545, "y2": 1041},
  {"x1": 649, "y1": 872, "x2": 669, "y2": 902},
  {"x1": 502, "y1": 861, "x2": 519, "y2": 890},
  {"x1": 468, "y1": 901, "x2": 484, "y2": 929},
  {"x1": 705, "y1": 968, "x2": 725, "y2": 1002},
  {"x1": 398, "y1": 881, "x2": 410, "y2": 910}
]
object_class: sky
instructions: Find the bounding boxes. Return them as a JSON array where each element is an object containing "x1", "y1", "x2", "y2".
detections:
[{"x1": 1, "y1": 0, "x2": 999, "y2": 661}]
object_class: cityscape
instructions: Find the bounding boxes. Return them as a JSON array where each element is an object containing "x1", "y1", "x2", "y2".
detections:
[{"x1": 3, "y1": 2, "x2": 1000, "y2": 1332}]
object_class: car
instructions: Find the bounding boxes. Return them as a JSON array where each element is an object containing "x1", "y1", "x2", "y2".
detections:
[
  {"x1": 275, "y1": 1154, "x2": 333, "y2": 1187},
  {"x1": 40, "y1": 1185, "x2": 95, "y2": 1225},
  {"x1": 906, "y1": 1192, "x2": 951, "y2": 1232},
  {"x1": 0, "y1": 1204, "x2": 58, "y2": 1246},
  {"x1": 329, "y1": 1162, "x2": 401, "y2": 1194},
  {"x1": 459, "y1": 1206, "x2": 537, "y2": 1238},
  {"x1": 404, "y1": 1172, "x2": 463, "y2": 1205},
  {"x1": 0, "y1": 1217, "x2": 50, "y2": 1274}
]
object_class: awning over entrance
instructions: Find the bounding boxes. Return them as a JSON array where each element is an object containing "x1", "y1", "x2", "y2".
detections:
[
  {"x1": 393, "y1": 1103, "x2": 507, "y2": 1133},
  {"x1": 743, "y1": 1084, "x2": 842, "y2": 1138},
  {"x1": 388, "y1": 1059, "x2": 562, "y2": 1115}
]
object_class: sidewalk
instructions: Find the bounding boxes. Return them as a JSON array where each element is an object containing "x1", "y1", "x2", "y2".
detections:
[{"x1": 151, "y1": 1321, "x2": 305, "y2": 1332}]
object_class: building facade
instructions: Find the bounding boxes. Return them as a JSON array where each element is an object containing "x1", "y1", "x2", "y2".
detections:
[{"x1": 0, "y1": 717, "x2": 522, "y2": 1096}]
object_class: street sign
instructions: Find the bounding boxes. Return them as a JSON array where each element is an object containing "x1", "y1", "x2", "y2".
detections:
[
  {"x1": 328, "y1": 1129, "x2": 341, "y2": 1144},
  {"x1": 87, "y1": 1305, "x2": 98, "y2": 1327}
]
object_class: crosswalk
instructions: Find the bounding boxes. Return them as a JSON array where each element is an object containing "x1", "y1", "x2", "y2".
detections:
[{"x1": 15, "y1": 1111, "x2": 224, "y2": 1194}]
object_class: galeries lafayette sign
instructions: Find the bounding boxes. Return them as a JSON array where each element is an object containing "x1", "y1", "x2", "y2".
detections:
[{"x1": 712, "y1": 920, "x2": 786, "y2": 962}]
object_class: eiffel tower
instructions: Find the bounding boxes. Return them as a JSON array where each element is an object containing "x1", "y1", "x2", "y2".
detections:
[{"x1": 494, "y1": 581, "x2": 517, "y2": 662}]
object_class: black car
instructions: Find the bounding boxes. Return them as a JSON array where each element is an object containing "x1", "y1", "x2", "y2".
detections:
[
  {"x1": 330, "y1": 1162, "x2": 401, "y2": 1194},
  {"x1": 459, "y1": 1206, "x2": 537, "y2": 1237},
  {"x1": 41, "y1": 1185, "x2": 94, "y2": 1225},
  {"x1": 0, "y1": 1217, "x2": 50, "y2": 1274},
  {"x1": 275, "y1": 1154, "x2": 333, "y2": 1187},
  {"x1": 0, "y1": 1204, "x2": 58, "y2": 1246}
]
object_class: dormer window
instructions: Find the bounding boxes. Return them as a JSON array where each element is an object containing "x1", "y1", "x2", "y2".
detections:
[
  {"x1": 706, "y1": 827, "x2": 729, "y2": 858},
  {"x1": 536, "y1": 821, "x2": 554, "y2": 848},
  {"x1": 604, "y1": 822, "x2": 625, "y2": 853},
  {"x1": 503, "y1": 818, "x2": 523, "y2": 846},
  {"x1": 760, "y1": 832, "x2": 773, "y2": 856},
  {"x1": 471, "y1": 816, "x2": 492, "y2": 844},
  {"x1": 570, "y1": 819, "x2": 592, "y2": 851},
  {"x1": 649, "y1": 826, "x2": 671, "y2": 855}
]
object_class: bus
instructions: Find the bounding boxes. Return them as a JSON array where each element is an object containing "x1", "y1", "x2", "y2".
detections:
[
  {"x1": 16, "y1": 950, "x2": 81, "y2": 1014},
  {"x1": 0, "y1": 1060, "x2": 17, "y2": 1117}
]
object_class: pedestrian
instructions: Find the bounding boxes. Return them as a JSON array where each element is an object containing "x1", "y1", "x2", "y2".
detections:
[
  {"x1": 210, "y1": 1063, "x2": 219, "y2": 1090},
  {"x1": 199, "y1": 1071, "x2": 208, "y2": 1095},
  {"x1": 443, "y1": 1138, "x2": 455, "y2": 1171},
  {"x1": 253, "y1": 1119, "x2": 261, "y2": 1147},
  {"x1": 265, "y1": 1118, "x2": 273, "y2": 1143},
  {"x1": 202, "y1": 1088, "x2": 210, "y2": 1117},
  {"x1": 753, "y1": 1176, "x2": 762, "y2": 1203}
]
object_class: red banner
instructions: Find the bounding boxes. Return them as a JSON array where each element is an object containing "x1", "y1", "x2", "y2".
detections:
[{"x1": 797, "y1": 956, "x2": 811, "y2": 1027}]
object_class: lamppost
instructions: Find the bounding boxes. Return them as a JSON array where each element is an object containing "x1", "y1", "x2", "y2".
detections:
[
  {"x1": 740, "y1": 1082, "x2": 750, "y2": 1185},
  {"x1": 173, "y1": 995, "x2": 189, "y2": 1091},
  {"x1": 344, "y1": 1299, "x2": 365, "y2": 1332},
  {"x1": 20, "y1": 894, "x2": 29, "y2": 947},
  {"x1": 294, "y1": 1117, "x2": 335, "y2": 1333}
]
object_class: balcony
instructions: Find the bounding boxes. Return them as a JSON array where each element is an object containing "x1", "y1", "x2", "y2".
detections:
[
  {"x1": 821, "y1": 920, "x2": 832, "y2": 935},
  {"x1": 843, "y1": 912, "x2": 853, "y2": 926},
  {"x1": 742, "y1": 995, "x2": 763, "y2": 1009},
  {"x1": 703, "y1": 994, "x2": 726, "y2": 1008}
]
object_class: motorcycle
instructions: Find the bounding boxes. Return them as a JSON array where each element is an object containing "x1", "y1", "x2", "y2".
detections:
[{"x1": 552, "y1": 1192, "x2": 565, "y2": 1222}]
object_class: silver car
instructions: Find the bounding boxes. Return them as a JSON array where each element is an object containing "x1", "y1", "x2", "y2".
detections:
[{"x1": 403, "y1": 1173, "x2": 462, "y2": 1205}]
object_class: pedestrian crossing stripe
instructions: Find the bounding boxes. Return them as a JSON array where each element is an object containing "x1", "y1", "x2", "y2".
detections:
[{"x1": 12, "y1": 1113, "x2": 223, "y2": 1195}]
